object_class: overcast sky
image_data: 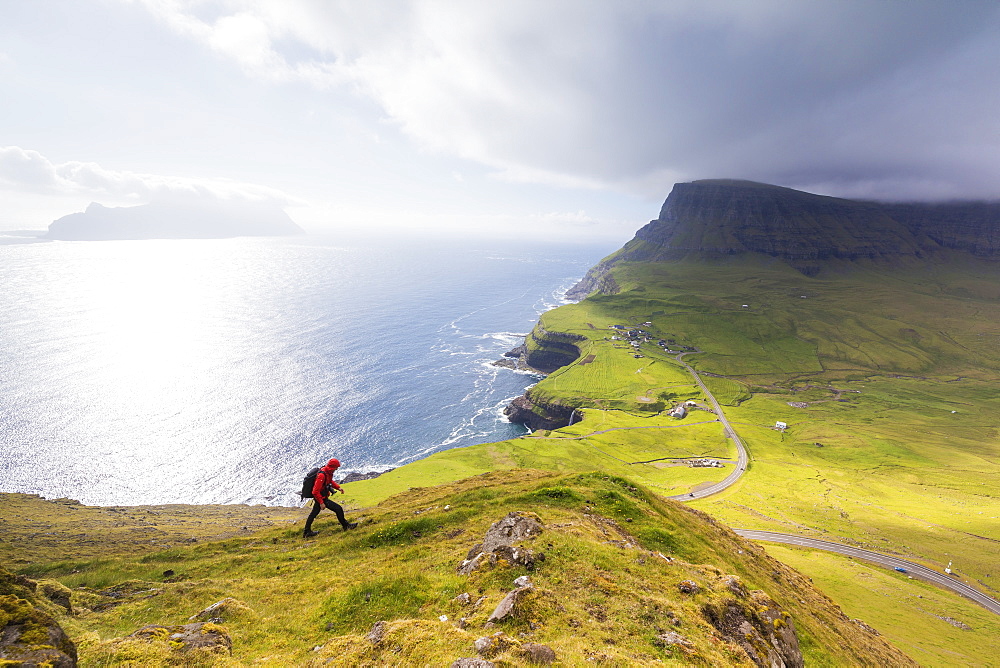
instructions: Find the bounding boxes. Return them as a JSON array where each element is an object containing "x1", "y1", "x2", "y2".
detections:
[{"x1": 2, "y1": 0, "x2": 999, "y2": 240}]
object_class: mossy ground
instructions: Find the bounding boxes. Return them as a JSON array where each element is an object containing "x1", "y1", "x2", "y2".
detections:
[
  {"x1": 5, "y1": 471, "x2": 914, "y2": 666},
  {"x1": 0, "y1": 494, "x2": 302, "y2": 565}
]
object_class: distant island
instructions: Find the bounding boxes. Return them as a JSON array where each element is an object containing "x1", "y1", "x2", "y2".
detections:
[{"x1": 45, "y1": 198, "x2": 304, "y2": 241}]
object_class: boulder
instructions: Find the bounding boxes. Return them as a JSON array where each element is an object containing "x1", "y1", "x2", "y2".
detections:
[
  {"x1": 487, "y1": 586, "x2": 533, "y2": 623},
  {"x1": 0, "y1": 568, "x2": 78, "y2": 668},
  {"x1": 0, "y1": 595, "x2": 78, "y2": 667},
  {"x1": 188, "y1": 596, "x2": 251, "y2": 622},
  {"x1": 366, "y1": 620, "x2": 388, "y2": 644},
  {"x1": 521, "y1": 642, "x2": 557, "y2": 664},
  {"x1": 677, "y1": 580, "x2": 700, "y2": 595},
  {"x1": 458, "y1": 512, "x2": 543, "y2": 575},
  {"x1": 652, "y1": 631, "x2": 695, "y2": 651},
  {"x1": 126, "y1": 622, "x2": 232, "y2": 655},
  {"x1": 474, "y1": 631, "x2": 519, "y2": 657}
]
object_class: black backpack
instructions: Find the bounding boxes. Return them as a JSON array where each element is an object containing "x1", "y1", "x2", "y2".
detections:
[{"x1": 300, "y1": 467, "x2": 321, "y2": 499}]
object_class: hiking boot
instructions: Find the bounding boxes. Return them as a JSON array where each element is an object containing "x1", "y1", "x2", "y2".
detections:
[
  {"x1": 343, "y1": 522, "x2": 358, "y2": 531},
  {"x1": 303, "y1": 529, "x2": 319, "y2": 538}
]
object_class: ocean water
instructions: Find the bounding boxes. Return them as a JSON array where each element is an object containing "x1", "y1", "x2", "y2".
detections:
[{"x1": 0, "y1": 234, "x2": 608, "y2": 506}]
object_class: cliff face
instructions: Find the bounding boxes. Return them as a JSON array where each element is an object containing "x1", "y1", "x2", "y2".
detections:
[
  {"x1": 641, "y1": 180, "x2": 922, "y2": 261},
  {"x1": 569, "y1": 180, "x2": 1000, "y2": 294}
]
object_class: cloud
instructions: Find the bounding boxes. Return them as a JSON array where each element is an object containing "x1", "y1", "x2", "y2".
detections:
[
  {"x1": 0, "y1": 146, "x2": 297, "y2": 205},
  {"x1": 131, "y1": 0, "x2": 1000, "y2": 201}
]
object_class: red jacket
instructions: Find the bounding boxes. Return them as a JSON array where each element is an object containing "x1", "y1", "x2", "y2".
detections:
[{"x1": 312, "y1": 467, "x2": 342, "y2": 505}]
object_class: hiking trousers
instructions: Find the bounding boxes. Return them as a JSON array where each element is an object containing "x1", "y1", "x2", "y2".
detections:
[{"x1": 304, "y1": 497, "x2": 350, "y2": 531}]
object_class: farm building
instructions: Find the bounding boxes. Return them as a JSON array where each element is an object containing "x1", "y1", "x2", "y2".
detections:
[
  {"x1": 669, "y1": 405, "x2": 688, "y2": 419},
  {"x1": 689, "y1": 459, "x2": 724, "y2": 468}
]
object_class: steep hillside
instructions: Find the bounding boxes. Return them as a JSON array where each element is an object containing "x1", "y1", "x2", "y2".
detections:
[
  {"x1": 5, "y1": 471, "x2": 915, "y2": 666},
  {"x1": 569, "y1": 179, "x2": 1000, "y2": 293}
]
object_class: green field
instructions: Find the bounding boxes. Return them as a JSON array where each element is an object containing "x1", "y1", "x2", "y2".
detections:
[
  {"x1": 341, "y1": 252, "x2": 1000, "y2": 664},
  {"x1": 760, "y1": 544, "x2": 1000, "y2": 668}
]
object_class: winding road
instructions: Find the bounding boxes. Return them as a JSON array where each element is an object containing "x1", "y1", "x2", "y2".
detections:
[
  {"x1": 734, "y1": 530, "x2": 1000, "y2": 615},
  {"x1": 665, "y1": 351, "x2": 749, "y2": 501},
  {"x1": 662, "y1": 349, "x2": 1000, "y2": 615}
]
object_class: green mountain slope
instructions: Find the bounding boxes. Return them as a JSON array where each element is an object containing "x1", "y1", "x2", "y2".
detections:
[{"x1": 5, "y1": 471, "x2": 916, "y2": 666}]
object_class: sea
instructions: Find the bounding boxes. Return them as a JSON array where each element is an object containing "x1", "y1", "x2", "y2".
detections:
[{"x1": 0, "y1": 233, "x2": 609, "y2": 507}]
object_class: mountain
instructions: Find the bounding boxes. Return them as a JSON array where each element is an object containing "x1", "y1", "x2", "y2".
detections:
[
  {"x1": 569, "y1": 179, "x2": 1000, "y2": 294},
  {"x1": 45, "y1": 198, "x2": 304, "y2": 241}
]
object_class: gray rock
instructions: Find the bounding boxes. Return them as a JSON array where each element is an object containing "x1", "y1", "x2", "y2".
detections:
[
  {"x1": 724, "y1": 576, "x2": 748, "y2": 598},
  {"x1": 40, "y1": 581, "x2": 74, "y2": 613},
  {"x1": 454, "y1": 592, "x2": 472, "y2": 605},
  {"x1": 188, "y1": 596, "x2": 242, "y2": 622},
  {"x1": 451, "y1": 659, "x2": 495, "y2": 668},
  {"x1": 458, "y1": 512, "x2": 543, "y2": 575},
  {"x1": 521, "y1": 642, "x2": 557, "y2": 664},
  {"x1": 365, "y1": 620, "x2": 388, "y2": 644},
  {"x1": 701, "y1": 592, "x2": 803, "y2": 668},
  {"x1": 513, "y1": 575, "x2": 532, "y2": 588},
  {"x1": 474, "y1": 632, "x2": 517, "y2": 658},
  {"x1": 487, "y1": 586, "x2": 532, "y2": 623},
  {"x1": 0, "y1": 618, "x2": 77, "y2": 668},
  {"x1": 653, "y1": 631, "x2": 694, "y2": 650},
  {"x1": 677, "y1": 580, "x2": 700, "y2": 594},
  {"x1": 127, "y1": 622, "x2": 231, "y2": 654}
]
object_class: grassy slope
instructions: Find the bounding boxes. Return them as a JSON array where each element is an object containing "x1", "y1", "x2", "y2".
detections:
[
  {"x1": 343, "y1": 251, "x2": 1000, "y2": 665},
  {"x1": 0, "y1": 495, "x2": 302, "y2": 565},
  {"x1": 14, "y1": 471, "x2": 915, "y2": 666}
]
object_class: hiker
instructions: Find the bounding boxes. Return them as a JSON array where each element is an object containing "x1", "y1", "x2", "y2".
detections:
[{"x1": 303, "y1": 458, "x2": 357, "y2": 538}]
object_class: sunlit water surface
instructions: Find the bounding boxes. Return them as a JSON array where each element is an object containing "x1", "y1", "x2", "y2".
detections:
[{"x1": 0, "y1": 235, "x2": 606, "y2": 506}]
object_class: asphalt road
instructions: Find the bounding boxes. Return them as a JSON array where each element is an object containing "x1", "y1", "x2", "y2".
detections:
[
  {"x1": 734, "y1": 529, "x2": 1000, "y2": 616},
  {"x1": 659, "y1": 351, "x2": 1000, "y2": 616},
  {"x1": 666, "y1": 351, "x2": 748, "y2": 501}
]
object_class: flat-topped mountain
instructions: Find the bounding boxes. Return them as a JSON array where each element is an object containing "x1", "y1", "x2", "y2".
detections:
[
  {"x1": 570, "y1": 180, "x2": 1000, "y2": 294},
  {"x1": 46, "y1": 198, "x2": 304, "y2": 241}
]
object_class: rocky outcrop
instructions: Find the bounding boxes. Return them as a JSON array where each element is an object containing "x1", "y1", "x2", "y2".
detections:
[
  {"x1": 0, "y1": 568, "x2": 77, "y2": 667},
  {"x1": 568, "y1": 179, "x2": 1000, "y2": 294},
  {"x1": 500, "y1": 326, "x2": 586, "y2": 430},
  {"x1": 503, "y1": 395, "x2": 579, "y2": 432},
  {"x1": 124, "y1": 622, "x2": 232, "y2": 654},
  {"x1": 458, "y1": 512, "x2": 543, "y2": 575},
  {"x1": 701, "y1": 587, "x2": 803, "y2": 668},
  {"x1": 499, "y1": 326, "x2": 584, "y2": 374}
]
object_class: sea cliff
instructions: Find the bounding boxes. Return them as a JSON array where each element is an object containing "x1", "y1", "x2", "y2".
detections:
[
  {"x1": 569, "y1": 179, "x2": 1000, "y2": 294},
  {"x1": 500, "y1": 324, "x2": 586, "y2": 431}
]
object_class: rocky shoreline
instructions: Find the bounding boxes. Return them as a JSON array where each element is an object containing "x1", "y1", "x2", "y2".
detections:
[{"x1": 494, "y1": 332, "x2": 584, "y2": 432}]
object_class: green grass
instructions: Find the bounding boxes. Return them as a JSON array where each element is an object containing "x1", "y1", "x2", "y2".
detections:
[
  {"x1": 761, "y1": 544, "x2": 1000, "y2": 668},
  {"x1": 377, "y1": 252, "x2": 1000, "y2": 664},
  {"x1": 11, "y1": 472, "x2": 917, "y2": 666}
]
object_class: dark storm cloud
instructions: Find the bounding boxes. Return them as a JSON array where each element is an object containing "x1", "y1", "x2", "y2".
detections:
[{"x1": 143, "y1": 0, "x2": 1000, "y2": 201}]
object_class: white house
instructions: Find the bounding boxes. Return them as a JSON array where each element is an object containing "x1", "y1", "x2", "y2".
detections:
[{"x1": 775, "y1": 421, "x2": 788, "y2": 430}]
